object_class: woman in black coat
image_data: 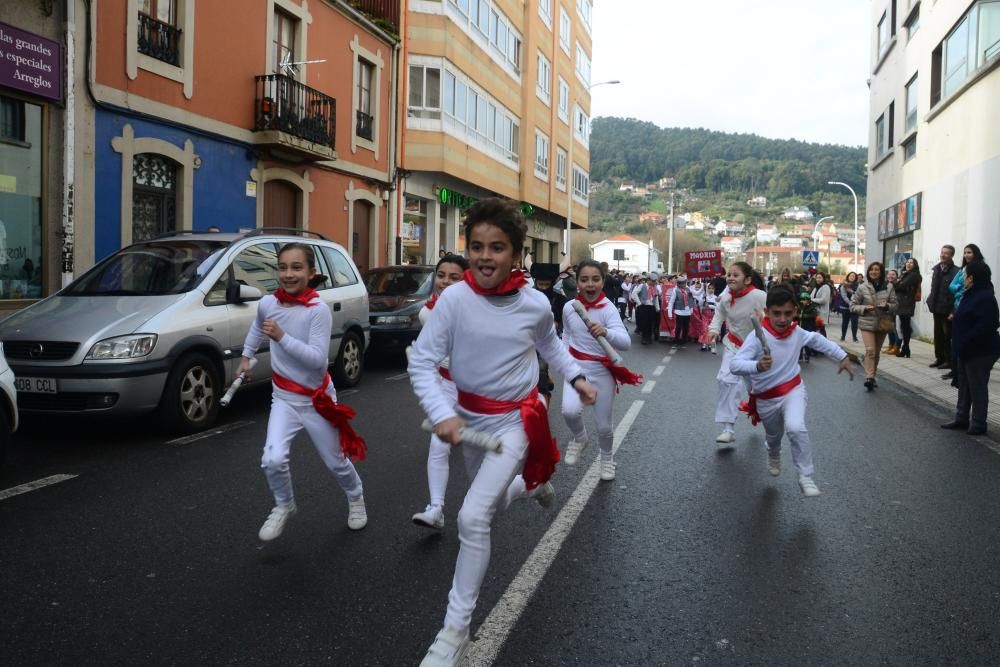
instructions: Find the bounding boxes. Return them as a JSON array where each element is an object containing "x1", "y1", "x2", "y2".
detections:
[
  {"x1": 894, "y1": 258, "x2": 922, "y2": 357},
  {"x1": 941, "y1": 261, "x2": 1000, "y2": 435}
]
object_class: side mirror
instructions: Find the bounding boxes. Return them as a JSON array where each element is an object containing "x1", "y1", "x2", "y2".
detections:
[{"x1": 227, "y1": 283, "x2": 263, "y2": 303}]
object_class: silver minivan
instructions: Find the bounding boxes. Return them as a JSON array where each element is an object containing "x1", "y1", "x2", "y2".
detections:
[{"x1": 0, "y1": 230, "x2": 369, "y2": 433}]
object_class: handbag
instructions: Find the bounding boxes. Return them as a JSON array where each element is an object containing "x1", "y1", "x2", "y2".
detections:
[{"x1": 876, "y1": 314, "x2": 894, "y2": 334}]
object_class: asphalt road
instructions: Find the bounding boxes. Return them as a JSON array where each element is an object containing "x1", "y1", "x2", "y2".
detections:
[{"x1": 2, "y1": 329, "x2": 1000, "y2": 666}]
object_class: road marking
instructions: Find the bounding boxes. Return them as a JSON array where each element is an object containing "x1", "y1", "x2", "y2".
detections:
[
  {"x1": 387, "y1": 372, "x2": 410, "y2": 381},
  {"x1": 465, "y1": 400, "x2": 645, "y2": 666},
  {"x1": 669, "y1": 349, "x2": 677, "y2": 355},
  {"x1": 641, "y1": 380, "x2": 656, "y2": 393},
  {"x1": 167, "y1": 420, "x2": 255, "y2": 446},
  {"x1": 0, "y1": 474, "x2": 78, "y2": 501},
  {"x1": 338, "y1": 388, "x2": 359, "y2": 398},
  {"x1": 661, "y1": 355, "x2": 672, "y2": 363},
  {"x1": 652, "y1": 365, "x2": 665, "y2": 377},
  {"x1": 971, "y1": 436, "x2": 1000, "y2": 456}
]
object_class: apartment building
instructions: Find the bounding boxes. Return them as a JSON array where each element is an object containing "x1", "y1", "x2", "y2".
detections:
[
  {"x1": 867, "y1": 0, "x2": 1000, "y2": 331},
  {"x1": 399, "y1": 0, "x2": 594, "y2": 266}
]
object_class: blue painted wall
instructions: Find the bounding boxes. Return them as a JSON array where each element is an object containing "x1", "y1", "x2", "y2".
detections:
[{"x1": 94, "y1": 109, "x2": 257, "y2": 261}]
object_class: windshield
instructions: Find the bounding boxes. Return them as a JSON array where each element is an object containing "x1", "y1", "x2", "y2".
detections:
[
  {"x1": 364, "y1": 268, "x2": 434, "y2": 296},
  {"x1": 64, "y1": 240, "x2": 230, "y2": 296}
]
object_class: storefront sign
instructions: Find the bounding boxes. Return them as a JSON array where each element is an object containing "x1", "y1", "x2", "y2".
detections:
[
  {"x1": 0, "y1": 22, "x2": 63, "y2": 104},
  {"x1": 436, "y1": 187, "x2": 535, "y2": 218},
  {"x1": 877, "y1": 192, "x2": 921, "y2": 241},
  {"x1": 683, "y1": 249, "x2": 723, "y2": 278}
]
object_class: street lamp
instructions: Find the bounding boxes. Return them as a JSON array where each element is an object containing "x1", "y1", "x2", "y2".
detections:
[
  {"x1": 813, "y1": 215, "x2": 834, "y2": 252},
  {"x1": 828, "y1": 181, "x2": 859, "y2": 270},
  {"x1": 564, "y1": 79, "x2": 621, "y2": 266}
]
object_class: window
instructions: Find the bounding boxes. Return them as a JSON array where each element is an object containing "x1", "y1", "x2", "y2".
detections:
[
  {"x1": 0, "y1": 96, "x2": 42, "y2": 299},
  {"x1": 402, "y1": 197, "x2": 429, "y2": 264},
  {"x1": 439, "y1": 63, "x2": 521, "y2": 166},
  {"x1": 576, "y1": 0, "x2": 593, "y2": 34},
  {"x1": 875, "y1": 101, "x2": 894, "y2": 160},
  {"x1": 231, "y1": 244, "x2": 280, "y2": 296},
  {"x1": 558, "y1": 77, "x2": 570, "y2": 123},
  {"x1": 137, "y1": 0, "x2": 180, "y2": 66},
  {"x1": 0, "y1": 97, "x2": 26, "y2": 142},
  {"x1": 536, "y1": 52, "x2": 552, "y2": 105},
  {"x1": 556, "y1": 146, "x2": 567, "y2": 191},
  {"x1": 535, "y1": 130, "x2": 550, "y2": 180},
  {"x1": 574, "y1": 105, "x2": 589, "y2": 144},
  {"x1": 905, "y1": 74, "x2": 918, "y2": 131},
  {"x1": 932, "y1": 1, "x2": 1000, "y2": 105},
  {"x1": 273, "y1": 9, "x2": 297, "y2": 75},
  {"x1": 877, "y1": 1, "x2": 897, "y2": 59},
  {"x1": 575, "y1": 42, "x2": 591, "y2": 84},
  {"x1": 560, "y1": 8, "x2": 571, "y2": 53},
  {"x1": 322, "y1": 246, "x2": 360, "y2": 286},
  {"x1": 539, "y1": 0, "x2": 552, "y2": 28},
  {"x1": 449, "y1": 0, "x2": 521, "y2": 74},
  {"x1": 409, "y1": 65, "x2": 442, "y2": 119},
  {"x1": 904, "y1": 3, "x2": 920, "y2": 39},
  {"x1": 903, "y1": 134, "x2": 917, "y2": 161},
  {"x1": 572, "y1": 164, "x2": 589, "y2": 203},
  {"x1": 356, "y1": 59, "x2": 375, "y2": 140}
]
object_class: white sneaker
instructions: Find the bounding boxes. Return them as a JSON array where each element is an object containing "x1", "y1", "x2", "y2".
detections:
[
  {"x1": 600, "y1": 459, "x2": 616, "y2": 481},
  {"x1": 535, "y1": 482, "x2": 556, "y2": 508},
  {"x1": 799, "y1": 476, "x2": 821, "y2": 497},
  {"x1": 419, "y1": 626, "x2": 470, "y2": 667},
  {"x1": 412, "y1": 504, "x2": 445, "y2": 530},
  {"x1": 712, "y1": 347, "x2": 718, "y2": 355},
  {"x1": 715, "y1": 430, "x2": 736, "y2": 445},
  {"x1": 767, "y1": 448, "x2": 781, "y2": 477},
  {"x1": 258, "y1": 503, "x2": 296, "y2": 541},
  {"x1": 347, "y1": 495, "x2": 368, "y2": 530},
  {"x1": 564, "y1": 438, "x2": 588, "y2": 465}
]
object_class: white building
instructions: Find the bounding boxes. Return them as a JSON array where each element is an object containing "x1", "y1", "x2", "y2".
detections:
[
  {"x1": 782, "y1": 206, "x2": 816, "y2": 221},
  {"x1": 589, "y1": 234, "x2": 663, "y2": 274},
  {"x1": 779, "y1": 237, "x2": 806, "y2": 249},
  {"x1": 721, "y1": 236, "x2": 744, "y2": 254},
  {"x1": 866, "y1": 0, "x2": 1000, "y2": 334},
  {"x1": 756, "y1": 224, "x2": 780, "y2": 243}
]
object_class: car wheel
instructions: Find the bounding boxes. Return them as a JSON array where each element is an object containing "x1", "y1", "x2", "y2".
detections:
[
  {"x1": 159, "y1": 352, "x2": 221, "y2": 434},
  {"x1": 332, "y1": 331, "x2": 363, "y2": 388}
]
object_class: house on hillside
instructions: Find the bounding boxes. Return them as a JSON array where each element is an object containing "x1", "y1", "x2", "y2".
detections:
[
  {"x1": 747, "y1": 196, "x2": 768, "y2": 208},
  {"x1": 779, "y1": 237, "x2": 805, "y2": 249},
  {"x1": 713, "y1": 221, "x2": 728, "y2": 235},
  {"x1": 659, "y1": 177, "x2": 676, "y2": 189},
  {"x1": 640, "y1": 212, "x2": 666, "y2": 225},
  {"x1": 590, "y1": 234, "x2": 663, "y2": 274},
  {"x1": 756, "y1": 224, "x2": 779, "y2": 243},
  {"x1": 782, "y1": 206, "x2": 816, "y2": 221},
  {"x1": 686, "y1": 220, "x2": 705, "y2": 231},
  {"x1": 724, "y1": 221, "x2": 746, "y2": 235},
  {"x1": 619, "y1": 183, "x2": 635, "y2": 193},
  {"x1": 721, "y1": 237, "x2": 744, "y2": 254}
]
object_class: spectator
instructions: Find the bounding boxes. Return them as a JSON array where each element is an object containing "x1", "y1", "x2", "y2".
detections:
[
  {"x1": 894, "y1": 258, "x2": 922, "y2": 358},
  {"x1": 886, "y1": 270, "x2": 901, "y2": 356},
  {"x1": 810, "y1": 272, "x2": 832, "y2": 337},
  {"x1": 838, "y1": 272, "x2": 860, "y2": 342},
  {"x1": 941, "y1": 261, "x2": 1000, "y2": 435},
  {"x1": 712, "y1": 271, "x2": 727, "y2": 298},
  {"x1": 942, "y1": 244, "x2": 986, "y2": 381},
  {"x1": 851, "y1": 261, "x2": 897, "y2": 391},
  {"x1": 926, "y1": 245, "x2": 959, "y2": 370}
]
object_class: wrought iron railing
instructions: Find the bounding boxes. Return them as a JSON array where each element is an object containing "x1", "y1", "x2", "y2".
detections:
[
  {"x1": 356, "y1": 109, "x2": 374, "y2": 141},
  {"x1": 254, "y1": 74, "x2": 337, "y2": 149},
  {"x1": 348, "y1": 0, "x2": 400, "y2": 32},
  {"x1": 137, "y1": 13, "x2": 181, "y2": 66}
]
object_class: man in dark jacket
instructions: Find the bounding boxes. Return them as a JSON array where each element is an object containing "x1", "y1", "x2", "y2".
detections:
[{"x1": 927, "y1": 245, "x2": 959, "y2": 369}]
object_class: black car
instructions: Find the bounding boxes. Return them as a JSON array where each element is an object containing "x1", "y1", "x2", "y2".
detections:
[{"x1": 364, "y1": 265, "x2": 435, "y2": 353}]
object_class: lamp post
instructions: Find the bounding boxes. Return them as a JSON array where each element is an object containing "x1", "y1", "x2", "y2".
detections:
[
  {"x1": 564, "y1": 79, "x2": 621, "y2": 266},
  {"x1": 813, "y1": 215, "x2": 834, "y2": 252},
  {"x1": 828, "y1": 181, "x2": 859, "y2": 270}
]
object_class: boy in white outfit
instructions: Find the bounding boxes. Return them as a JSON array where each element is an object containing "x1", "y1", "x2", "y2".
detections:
[{"x1": 730, "y1": 285, "x2": 855, "y2": 496}]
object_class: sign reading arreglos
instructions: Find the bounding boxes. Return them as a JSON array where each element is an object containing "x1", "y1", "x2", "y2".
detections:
[
  {"x1": 437, "y1": 187, "x2": 535, "y2": 218},
  {"x1": 0, "y1": 22, "x2": 64, "y2": 104}
]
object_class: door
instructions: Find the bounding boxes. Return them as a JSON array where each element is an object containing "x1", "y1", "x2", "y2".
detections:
[
  {"x1": 132, "y1": 153, "x2": 178, "y2": 242},
  {"x1": 352, "y1": 200, "x2": 372, "y2": 273},
  {"x1": 264, "y1": 180, "x2": 298, "y2": 229}
]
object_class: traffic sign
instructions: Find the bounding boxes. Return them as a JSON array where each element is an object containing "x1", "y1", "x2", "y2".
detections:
[{"x1": 802, "y1": 250, "x2": 820, "y2": 267}]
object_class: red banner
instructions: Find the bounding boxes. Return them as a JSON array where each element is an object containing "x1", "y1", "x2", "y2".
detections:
[{"x1": 684, "y1": 250, "x2": 724, "y2": 279}]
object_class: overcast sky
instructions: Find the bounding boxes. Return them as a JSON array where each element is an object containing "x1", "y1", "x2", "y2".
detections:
[{"x1": 589, "y1": 0, "x2": 871, "y2": 147}]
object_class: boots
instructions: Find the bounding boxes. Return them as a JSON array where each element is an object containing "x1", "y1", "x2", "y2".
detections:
[
  {"x1": 895, "y1": 343, "x2": 910, "y2": 358},
  {"x1": 886, "y1": 344, "x2": 899, "y2": 356}
]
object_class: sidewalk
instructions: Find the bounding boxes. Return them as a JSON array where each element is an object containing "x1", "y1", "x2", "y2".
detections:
[{"x1": 837, "y1": 332, "x2": 1000, "y2": 434}]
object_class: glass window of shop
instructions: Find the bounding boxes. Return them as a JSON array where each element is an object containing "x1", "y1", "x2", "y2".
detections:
[
  {"x1": 0, "y1": 95, "x2": 43, "y2": 300},
  {"x1": 883, "y1": 233, "x2": 914, "y2": 275},
  {"x1": 438, "y1": 204, "x2": 448, "y2": 257},
  {"x1": 402, "y1": 196, "x2": 428, "y2": 264}
]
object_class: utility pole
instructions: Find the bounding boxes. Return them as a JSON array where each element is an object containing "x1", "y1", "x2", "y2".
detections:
[{"x1": 668, "y1": 191, "x2": 675, "y2": 274}]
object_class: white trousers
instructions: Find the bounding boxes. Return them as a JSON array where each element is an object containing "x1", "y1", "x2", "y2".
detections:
[
  {"x1": 561, "y1": 363, "x2": 617, "y2": 459},
  {"x1": 426, "y1": 379, "x2": 459, "y2": 508},
  {"x1": 261, "y1": 396, "x2": 363, "y2": 506},
  {"x1": 715, "y1": 346, "x2": 751, "y2": 426},
  {"x1": 756, "y1": 384, "x2": 814, "y2": 477},
  {"x1": 444, "y1": 427, "x2": 533, "y2": 631}
]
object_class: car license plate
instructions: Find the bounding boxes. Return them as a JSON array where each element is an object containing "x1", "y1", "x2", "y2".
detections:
[{"x1": 14, "y1": 377, "x2": 58, "y2": 394}]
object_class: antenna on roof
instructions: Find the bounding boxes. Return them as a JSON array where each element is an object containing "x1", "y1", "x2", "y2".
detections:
[{"x1": 279, "y1": 51, "x2": 327, "y2": 75}]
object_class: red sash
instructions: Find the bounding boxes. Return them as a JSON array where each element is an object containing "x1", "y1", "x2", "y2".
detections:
[
  {"x1": 726, "y1": 331, "x2": 744, "y2": 347},
  {"x1": 568, "y1": 346, "x2": 644, "y2": 392},
  {"x1": 739, "y1": 375, "x2": 802, "y2": 426},
  {"x1": 439, "y1": 367, "x2": 452, "y2": 381},
  {"x1": 457, "y1": 387, "x2": 557, "y2": 491},
  {"x1": 272, "y1": 373, "x2": 367, "y2": 460}
]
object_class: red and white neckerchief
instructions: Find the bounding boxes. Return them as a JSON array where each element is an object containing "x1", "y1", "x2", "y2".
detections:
[
  {"x1": 424, "y1": 293, "x2": 439, "y2": 310},
  {"x1": 728, "y1": 284, "x2": 755, "y2": 306},
  {"x1": 575, "y1": 293, "x2": 607, "y2": 310},
  {"x1": 462, "y1": 268, "x2": 528, "y2": 296},
  {"x1": 274, "y1": 287, "x2": 320, "y2": 307},
  {"x1": 762, "y1": 317, "x2": 797, "y2": 339}
]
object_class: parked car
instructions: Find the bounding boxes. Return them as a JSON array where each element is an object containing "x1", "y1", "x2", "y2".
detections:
[
  {"x1": 364, "y1": 265, "x2": 434, "y2": 353},
  {"x1": 0, "y1": 230, "x2": 369, "y2": 434},
  {"x1": 0, "y1": 343, "x2": 18, "y2": 468}
]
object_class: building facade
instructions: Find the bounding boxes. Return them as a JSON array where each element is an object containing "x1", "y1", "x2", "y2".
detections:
[
  {"x1": 589, "y1": 234, "x2": 661, "y2": 275},
  {"x1": 398, "y1": 0, "x2": 594, "y2": 266},
  {"x1": 867, "y1": 0, "x2": 1000, "y2": 332}
]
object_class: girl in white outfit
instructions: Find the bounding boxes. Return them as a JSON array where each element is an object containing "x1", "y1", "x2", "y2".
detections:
[
  {"x1": 240, "y1": 243, "x2": 368, "y2": 542},
  {"x1": 707, "y1": 261, "x2": 767, "y2": 447},
  {"x1": 411, "y1": 254, "x2": 470, "y2": 530},
  {"x1": 561, "y1": 260, "x2": 643, "y2": 480}
]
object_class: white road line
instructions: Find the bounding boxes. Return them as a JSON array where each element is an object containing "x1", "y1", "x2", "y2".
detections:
[
  {"x1": 661, "y1": 355, "x2": 672, "y2": 363},
  {"x1": 669, "y1": 349, "x2": 677, "y2": 355},
  {"x1": 166, "y1": 420, "x2": 255, "y2": 446},
  {"x1": 641, "y1": 380, "x2": 656, "y2": 393},
  {"x1": 464, "y1": 400, "x2": 645, "y2": 666},
  {"x1": 338, "y1": 388, "x2": 360, "y2": 397},
  {"x1": 387, "y1": 372, "x2": 410, "y2": 381},
  {"x1": 972, "y1": 436, "x2": 1000, "y2": 456},
  {"x1": 652, "y1": 365, "x2": 665, "y2": 377},
  {"x1": 0, "y1": 474, "x2": 78, "y2": 501}
]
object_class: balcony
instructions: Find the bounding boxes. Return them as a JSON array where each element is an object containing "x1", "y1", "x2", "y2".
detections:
[
  {"x1": 346, "y1": 0, "x2": 400, "y2": 35},
  {"x1": 356, "y1": 109, "x2": 374, "y2": 141},
  {"x1": 253, "y1": 74, "x2": 337, "y2": 161},
  {"x1": 137, "y1": 12, "x2": 181, "y2": 66}
]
